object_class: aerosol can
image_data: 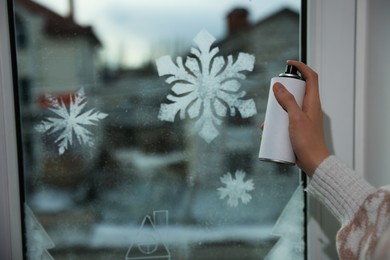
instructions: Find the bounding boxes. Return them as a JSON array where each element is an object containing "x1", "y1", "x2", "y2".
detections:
[{"x1": 258, "y1": 65, "x2": 306, "y2": 165}]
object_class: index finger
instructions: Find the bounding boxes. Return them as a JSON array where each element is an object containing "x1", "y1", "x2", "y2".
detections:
[
  {"x1": 286, "y1": 60, "x2": 321, "y2": 115},
  {"x1": 287, "y1": 60, "x2": 318, "y2": 85}
]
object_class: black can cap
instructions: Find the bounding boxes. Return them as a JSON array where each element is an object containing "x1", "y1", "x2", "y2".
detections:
[{"x1": 279, "y1": 65, "x2": 303, "y2": 80}]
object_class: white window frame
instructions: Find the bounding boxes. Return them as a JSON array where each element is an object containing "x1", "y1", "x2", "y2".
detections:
[
  {"x1": 0, "y1": 0, "x2": 23, "y2": 259},
  {"x1": 0, "y1": 0, "x2": 362, "y2": 258},
  {"x1": 306, "y1": 0, "x2": 365, "y2": 259}
]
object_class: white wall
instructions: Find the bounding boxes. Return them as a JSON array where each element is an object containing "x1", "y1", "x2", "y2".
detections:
[
  {"x1": 306, "y1": 0, "x2": 356, "y2": 258},
  {"x1": 358, "y1": 0, "x2": 390, "y2": 187},
  {"x1": 307, "y1": 0, "x2": 390, "y2": 259}
]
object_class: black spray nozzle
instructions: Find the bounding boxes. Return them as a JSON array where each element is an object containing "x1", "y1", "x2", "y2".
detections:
[
  {"x1": 279, "y1": 65, "x2": 302, "y2": 79},
  {"x1": 285, "y1": 65, "x2": 298, "y2": 75}
]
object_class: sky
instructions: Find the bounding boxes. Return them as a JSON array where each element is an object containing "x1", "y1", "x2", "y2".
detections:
[{"x1": 32, "y1": 0, "x2": 300, "y2": 68}]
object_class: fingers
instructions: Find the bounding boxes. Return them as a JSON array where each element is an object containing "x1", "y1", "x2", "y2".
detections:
[
  {"x1": 287, "y1": 60, "x2": 318, "y2": 85},
  {"x1": 287, "y1": 60, "x2": 321, "y2": 117},
  {"x1": 273, "y1": 83, "x2": 301, "y2": 114}
]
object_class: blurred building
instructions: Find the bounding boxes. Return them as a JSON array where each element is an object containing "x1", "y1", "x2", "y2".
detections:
[
  {"x1": 13, "y1": 0, "x2": 103, "y2": 189},
  {"x1": 14, "y1": 0, "x2": 101, "y2": 105}
]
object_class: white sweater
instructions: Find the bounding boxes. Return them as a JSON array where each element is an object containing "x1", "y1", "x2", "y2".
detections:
[{"x1": 306, "y1": 155, "x2": 390, "y2": 259}]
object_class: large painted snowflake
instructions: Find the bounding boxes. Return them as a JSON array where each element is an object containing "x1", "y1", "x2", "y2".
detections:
[
  {"x1": 35, "y1": 88, "x2": 108, "y2": 155},
  {"x1": 156, "y1": 30, "x2": 257, "y2": 143},
  {"x1": 217, "y1": 170, "x2": 254, "y2": 207}
]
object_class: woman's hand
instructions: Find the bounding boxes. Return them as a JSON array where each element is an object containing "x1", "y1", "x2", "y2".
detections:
[{"x1": 265, "y1": 60, "x2": 330, "y2": 176}]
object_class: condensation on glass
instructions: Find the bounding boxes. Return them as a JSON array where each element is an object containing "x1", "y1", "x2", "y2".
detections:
[{"x1": 11, "y1": 0, "x2": 303, "y2": 259}]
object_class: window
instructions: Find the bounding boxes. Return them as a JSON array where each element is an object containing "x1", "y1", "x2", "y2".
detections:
[
  {"x1": 15, "y1": 14, "x2": 27, "y2": 49},
  {"x1": 18, "y1": 77, "x2": 31, "y2": 105},
  {"x1": 8, "y1": 0, "x2": 305, "y2": 259}
]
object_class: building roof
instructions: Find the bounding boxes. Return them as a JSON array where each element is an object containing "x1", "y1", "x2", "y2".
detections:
[
  {"x1": 221, "y1": 7, "x2": 299, "y2": 44},
  {"x1": 14, "y1": 0, "x2": 101, "y2": 46}
]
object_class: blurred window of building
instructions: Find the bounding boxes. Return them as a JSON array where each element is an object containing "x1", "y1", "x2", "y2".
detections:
[{"x1": 15, "y1": 14, "x2": 28, "y2": 49}]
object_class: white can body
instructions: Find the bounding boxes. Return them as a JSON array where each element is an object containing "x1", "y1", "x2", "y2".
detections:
[{"x1": 259, "y1": 76, "x2": 306, "y2": 164}]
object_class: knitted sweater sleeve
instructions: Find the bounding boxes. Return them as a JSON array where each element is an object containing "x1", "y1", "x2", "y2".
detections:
[{"x1": 306, "y1": 155, "x2": 390, "y2": 259}]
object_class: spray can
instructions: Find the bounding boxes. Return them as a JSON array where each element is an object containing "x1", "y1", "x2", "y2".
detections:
[{"x1": 258, "y1": 65, "x2": 306, "y2": 165}]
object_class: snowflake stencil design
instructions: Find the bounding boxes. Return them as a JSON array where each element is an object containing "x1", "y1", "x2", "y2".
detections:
[
  {"x1": 156, "y1": 30, "x2": 257, "y2": 143},
  {"x1": 217, "y1": 170, "x2": 254, "y2": 207},
  {"x1": 35, "y1": 88, "x2": 108, "y2": 155}
]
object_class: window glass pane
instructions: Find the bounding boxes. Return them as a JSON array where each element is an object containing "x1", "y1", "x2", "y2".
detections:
[{"x1": 11, "y1": 0, "x2": 304, "y2": 259}]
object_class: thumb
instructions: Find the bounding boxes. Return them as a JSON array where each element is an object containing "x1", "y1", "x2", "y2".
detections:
[{"x1": 273, "y1": 83, "x2": 300, "y2": 114}]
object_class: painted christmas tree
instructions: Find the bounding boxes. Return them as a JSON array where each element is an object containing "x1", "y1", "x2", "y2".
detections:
[
  {"x1": 265, "y1": 183, "x2": 305, "y2": 259},
  {"x1": 25, "y1": 204, "x2": 55, "y2": 260}
]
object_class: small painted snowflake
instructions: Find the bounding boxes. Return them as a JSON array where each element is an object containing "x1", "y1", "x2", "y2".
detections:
[
  {"x1": 156, "y1": 30, "x2": 257, "y2": 143},
  {"x1": 217, "y1": 170, "x2": 254, "y2": 207},
  {"x1": 35, "y1": 88, "x2": 108, "y2": 155}
]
